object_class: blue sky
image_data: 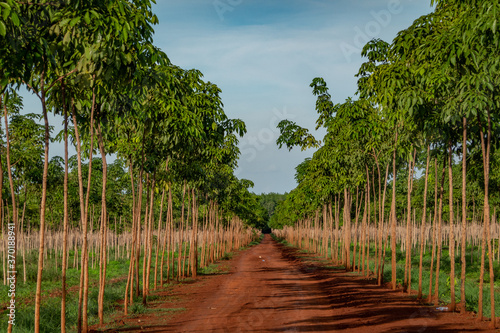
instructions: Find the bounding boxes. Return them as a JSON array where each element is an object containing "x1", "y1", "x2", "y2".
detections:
[
  {"x1": 20, "y1": 0, "x2": 434, "y2": 194},
  {"x1": 150, "y1": 0, "x2": 434, "y2": 194}
]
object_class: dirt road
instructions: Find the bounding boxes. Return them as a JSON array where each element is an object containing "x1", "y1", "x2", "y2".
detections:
[{"x1": 112, "y1": 235, "x2": 497, "y2": 332}]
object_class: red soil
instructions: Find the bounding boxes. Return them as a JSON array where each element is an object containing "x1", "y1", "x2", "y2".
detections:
[{"x1": 101, "y1": 234, "x2": 499, "y2": 332}]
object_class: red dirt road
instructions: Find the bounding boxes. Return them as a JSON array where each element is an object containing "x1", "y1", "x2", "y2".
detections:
[{"x1": 112, "y1": 235, "x2": 498, "y2": 332}]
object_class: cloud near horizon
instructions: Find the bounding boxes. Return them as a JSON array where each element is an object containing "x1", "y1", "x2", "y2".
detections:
[{"x1": 150, "y1": 1, "x2": 433, "y2": 194}]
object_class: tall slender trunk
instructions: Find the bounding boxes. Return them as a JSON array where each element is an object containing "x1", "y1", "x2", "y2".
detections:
[
  {"x1": 418, "y1": 144, "x2": 431, "y2": 299},
  {"x1": 154, "y1": 186, "x2": 166, "y2": 290},
  {"x1": 344, "y1": 188, "x2": 351, "y2": 271},
  {"x1": 34, "y1": 73, "x2": 50, "y2": 333},
  {"x1": 182, "y1": 188, "x2": 190, "y2": 277},
  {"x1": 144, "y1": 174, "x2": 155, "y2": 305},
  {"x1": 373, "y1": 151, "x2": 382, "y2": 283},
  {"x1": 21, "y1": 202, "x2": 26, "y2": 284},
  {"x1": 378, "y1": 164, "x2": 390, "y2": 285},
  {"x1": 362, "y1": 171, "x2": 369, "y2": 276},
  {"x1": 460, "y1": 118, "x2": 467, "y2": 313},
  {"x1": 141, "y1": 176, "x2": 150, "y2": 301},
  {"x1": 135, "y1": 137, "x2": 146, "y2": 298},
  {"x1": 404, "y1": 148, "x2": 415, "y2": 293},
  {"x1": 391, "y1": 130, "x2": 398, "y2": 290},
  {"x1": 478, "y1": 110, "x2": 495, "y2": 327},
  {"x1": 81, "y1": 89, "x2": 96, "y2": 333},
  {"x1": 434, "y1": 158, "x2": 446, "y2": 306},
  {"x1": 334, "y1": 196, "x2": 339, "y2": 263},
  {"x1": 4, "y1": 92, "x2": 18, "y2": 333},
  {"x1": 61, "y1": 86, "x2": 69, "y2": 332},
  {"x1": 97, "y1": 122, "x2": 108, "y2": 324},
  {"x1": 448, "y1": 141, "x2": 456, "y2": 311},
  {"x1": 428, "y1": 158, "x2": 439, "y2": 303},
  {"x1": 191, "y1": 188, "x2": 198, "y2": 278},
  {"x1": 160, "y1": 187, "x2": 172, "y2": 286},
  {"x1": 124, "y1": 156, "x2": 137, "y2": 314},
  {"x1": 72, "y1": 102, "x2": 87, "y2": 333},
  {"x1": 352, "y1": 187, "x2": 360, "y2": 270},
  {"x1": 178, "y1": 183, "x2": 186, "y2": 280}
]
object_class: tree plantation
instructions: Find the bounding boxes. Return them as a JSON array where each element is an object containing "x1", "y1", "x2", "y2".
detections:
[
  {"x1": 1, "y1": 0, "x2": 500, "y2": 332},
  {"x1": 0, "y1": 1, "x2": 267, "y2": 332},
  {"x1": 273, "y1": 0, "x2": 500, "y2": 329}
]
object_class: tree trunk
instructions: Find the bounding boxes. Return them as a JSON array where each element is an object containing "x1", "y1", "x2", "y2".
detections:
[
  {"x1": 81, "y1": 90, "x2": 96, "y2": 333},
  {"x1": 144, "y1": 174, "x2": 155, "y2": 305},
  {"x1": 404, "y1": 148, "x2": 415, "y2": 293},
  {"x1": 344, "y1": 188, "x2": 351, "y2": 271},
  {"x1": 124, "y1": 156, "x2": 137, "y2": 314},
  {"x1": 391, "y1": 130, "x2": 398, "y2": 290},
  {"x1": 97, "y1": 122, "x2": 108, "y2": 324},
  {"x1": 428, "y1": 158, "x2": 438, "y2": 303},
  {"x1": 478, "y1": 110, "x2": 495, "y2": 327},
  {"x1": 434, "y1": 159, "x2": 446, "y2": 306},
  {"x1": 334, "y1": 196, "x2": 339, "y2": 263},
  {"x1": 418, "y1": 144, "x2": 431, "y2": 299},
  {"x1": 154, "y1": 186, "x2": 166, "y2": 290},
  {"x1": 378, "y1": 163, "x2": 390, "y2": 285},
  {"x1": 460, "y1": 117, "x2": 467, "y2": 314},
  {"x1": 178, "y1": 183, "x2": 186, "y2": 280},
  {"x1": 4, "y1": 92, "x2": 18, "y2": 333},
  {"x1": 191, "y1": 188, "x2": 198, "y2": 278},
  {"x1": 61, "y1": 87, "x2": 69, "y2": 332},
  {"x1": 448, "y1": 141, "x2": 456, "y2": 311},
  {"x1": 34, "y1": 75, "x2": 50, "y2": 333}
]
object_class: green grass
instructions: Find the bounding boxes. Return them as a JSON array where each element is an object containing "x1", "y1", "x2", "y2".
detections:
[
  {"x1": 0, "y1": 236, "x2": 262, "y2": 332},
  {"x1": 273, "y1": 234, "x2": 500, "y2": 319},
  {"x1": 199, "y1": 263, "x2": 226, "y2": 275}
]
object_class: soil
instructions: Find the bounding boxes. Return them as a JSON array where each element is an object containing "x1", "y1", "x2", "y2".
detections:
[{"x1": 99, "y1": 235, "x2": 499, "y2": 332}]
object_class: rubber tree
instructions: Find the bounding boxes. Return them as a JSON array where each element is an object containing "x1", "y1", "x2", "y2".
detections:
[
  {"x1": 52, "y1": 2, "x2": 160, "y2": 329},
  {"x1": 392, "y1": 2, "x2": 498, "y2": 318},
  {"x1": 353, "y1": 38, "x2": 420, "y2": 290},
  {"x1": 431, "y1": 1, "x2": 499, "y2": 323}
]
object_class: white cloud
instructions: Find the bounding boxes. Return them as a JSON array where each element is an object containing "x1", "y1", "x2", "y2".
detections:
[
  {"x1": 16, "y1": 1, "x2": 434, "y2": 194},
  {"x1": 152, "y1": 1, "x2": 433, "y2": 193}
]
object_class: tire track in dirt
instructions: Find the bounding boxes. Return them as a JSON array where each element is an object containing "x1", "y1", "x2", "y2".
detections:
[{"x1": 112, "y1": 235, "x2": 498, "y2": 332}]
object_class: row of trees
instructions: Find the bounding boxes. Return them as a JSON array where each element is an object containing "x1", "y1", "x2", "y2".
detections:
[
  {"x1": 273, "y1": 0, "x2": 499, "y2": 327},
  {"x1": 1, "y1": 1, "x2": 265, "y2": 332}
]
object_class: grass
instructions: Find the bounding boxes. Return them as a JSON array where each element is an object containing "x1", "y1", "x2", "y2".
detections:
[
  {"x1": 0, "y1": 235, "x2": 263, "y2": 332},
  {"x1": 273, "y1": 234, "x2": 500, "y2": 319}
]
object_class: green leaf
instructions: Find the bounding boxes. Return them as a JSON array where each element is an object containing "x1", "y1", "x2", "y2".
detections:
[
  {"x1": 2, "y1": 7, "x2": 10, "y2": 21},
  {"x1": 59, "y1": 18, "x2": 70, "y2": 27},
  {"x1": 0, "y1": 21, "x2": 6, "y2": 36},
  {"x1": 450, "y1": 55, "x2": 456, "y2": 66},
  {"x1": 84, "y1": 12, "x2": 90, "y2": 24},
  {"x1": 75, "y1": 100, "x2": 82, "y2": 111},
  {"x1": 90, "y1": 10, "x2": 100, "y2": 20},
  {"x1": 11, "y1": 11, "x2": 20, "y2": 26},
  {"x1": 69, "y1": 17, "x2": 81, "y2": 27},
  {"x1": 63, "y1": 30, "x2": 71, "y2": 44}
]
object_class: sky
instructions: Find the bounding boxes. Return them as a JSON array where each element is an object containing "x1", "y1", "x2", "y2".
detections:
[{"x1": 20, "y1": 0, "x2": 434, "y2": 194}]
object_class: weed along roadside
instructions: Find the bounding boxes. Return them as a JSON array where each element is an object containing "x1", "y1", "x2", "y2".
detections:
[
  {"x1": 92, "y1": 235, "x2": 497, "y2": 332},
  {"x1": 92, "y1": 234, "x2": 264, "y2": 332},
  {"x1": 272, "y1": 230, "x2": 500, "y2": 329},
  {"x1": 0, "y1": 226, "x2": 262, "y2": 332}
]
